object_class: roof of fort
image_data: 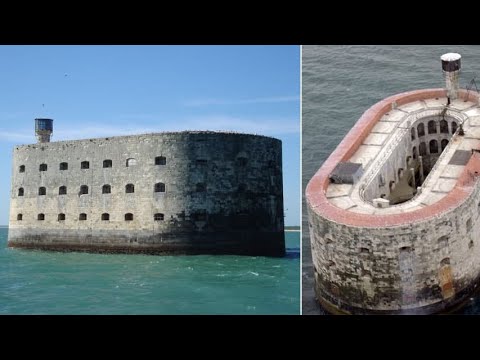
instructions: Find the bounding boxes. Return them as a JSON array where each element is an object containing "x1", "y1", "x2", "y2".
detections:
[
  {"x1": 306, "y1": 88, "x2": 480, "y2": 228},
  {"x1": 14, "y1": 130, "x2": 280, "y2": 150}
]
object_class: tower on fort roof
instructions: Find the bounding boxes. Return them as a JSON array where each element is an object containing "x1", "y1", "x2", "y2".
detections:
[
  {"x1": 35, "y1": 118, "x2": 53, "y2": 143},
  {"x1": 441, "y1": 52, "x2": 461, "y2": 102}
]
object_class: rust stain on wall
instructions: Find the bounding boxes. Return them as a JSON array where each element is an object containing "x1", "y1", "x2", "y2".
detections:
[{"x1": 438, "y1": 265, "x2": 455, "y2": 299}]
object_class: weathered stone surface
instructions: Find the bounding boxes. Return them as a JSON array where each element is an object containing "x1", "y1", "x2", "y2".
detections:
[
  {"x1": 306, "y1": 89, "x2": 480, "y2": 314},
  {"x1": 9, "y1": 131, "x2": 285, "y2": 257}
]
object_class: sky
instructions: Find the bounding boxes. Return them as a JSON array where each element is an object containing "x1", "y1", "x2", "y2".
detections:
[{"x1": 0, "y1": 45, "x2": 300, "y2": 225}]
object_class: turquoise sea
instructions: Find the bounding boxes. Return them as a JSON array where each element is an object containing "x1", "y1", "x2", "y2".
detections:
[{"x1": 0, "y1": 228, "x2": 299, "y2": 314}]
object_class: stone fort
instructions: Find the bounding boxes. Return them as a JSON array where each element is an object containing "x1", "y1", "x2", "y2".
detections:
[
  {"x1": 306, "y1": 53, "x2": 480, "y2": 313},
  {"x1": 8, "y1": 124, "x2": 285, "y2": 257}
]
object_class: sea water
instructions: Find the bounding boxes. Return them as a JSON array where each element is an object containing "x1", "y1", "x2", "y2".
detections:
[{"x1": 0, "y1": 227, "x2": 299, "y2": 314}]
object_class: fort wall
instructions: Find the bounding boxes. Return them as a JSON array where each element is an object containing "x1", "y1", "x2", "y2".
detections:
[
  {"x1": 306, "y1": 89, "x2": 480, "y2": 313},
  {"x1": 9, "y1": 131, "x2": 285, "y2": 256}
]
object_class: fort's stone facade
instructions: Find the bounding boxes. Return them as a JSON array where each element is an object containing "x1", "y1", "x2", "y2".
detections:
[
  {"x1": 306, "y1": 89, "x2": 480, "y2": 314},
  {"x1": 8, "y1": 131, "x2": 285, "y2": 257}
]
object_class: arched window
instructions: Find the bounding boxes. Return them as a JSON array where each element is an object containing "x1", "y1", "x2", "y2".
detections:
[
  {"x1": 58, "y1": 213, "x2": 65, "y2": 221},
  {"x1": 419, "y1": 142, "x2": 427, "y2": 156},
  {"x1": 103, "y1": 159, "x2": 112, "y2": 168},
  {"x1": 125, "y1": 213, "x2": 133, "y2": 221},
  {"x1": 408, "y1": 177, "x2": 414, "y2": 187},
  {"x1": 154, "y1": 183, "x2": 166, "y2": 193},
  {"x1": 126, "y1": 158, "x2": 137, "y2": 167},
  {"x1": 196, "y1": 183, "x2": 206, "y2": 192},
  {"x1": 102, "y1": 184, "x2": 111, "y2": 194},
  {"x1": 441, "y1": 139, "x2": 449, "y2": 151},
  {"x1": 39, "y1": 187, "x2": 46, "y2": 196},
  {"x1": 17, "y1": 214, "x2": 22, "y2": 221},
  {"x1": 60, "y1": 162, "x2": 68, "y2": 170},
  {"x1": 451, "y1": 121, "x2": 458, "y2": 134},
  {"x1": 398, "y1": 168, "x2": 404, "y2": 179},
  {"x1": 101, "y1": 213, "x2": 110, "y2": 221},
  {"x1": 81, "y1": 161, "x2": 90, "y2": 169},
  {"x1": 80, "y1": 185, "x2": 88, "y2": 195},
  {"x1": 389, "y1": 181, "x2": 395, "y2": 191},
  {"x1": 79, "y1": 213, "x2": 87, "y2": 221},
  {"x1": 155, "y1": 156, "x2": 166, "y2": 165},
  {"x1": 19, "y1": 165, "x2": 25, "y2": 173},
  {"x1": 154, "y1": 213, "x2": 164, "y2": 221},
  {"x1": 125, "y1": 184, "x2": 134, "y2": 193},
  {"x1": 411, "y1": 127, "x2": 416, "y2": 140},
  {"x1": 428, "y1": 120, "x2": 437, "y2": 134},
  {"x1": 37, "y1": 213, "x2": 45, "y2": 221},
  {"x1": 412, "y1": 147, "x2": 417, "y2": 159},
  {"x1": 417, "y1": 123, "x2": 425, "y2": 137},
  {"x1": 59, "y1": 186, "x2": 67, "y2": 195},
  {"x1": 39, "y1": 163, "x2": 47, "y2": 171},
  {"x1": 429, "y1": 139, "x2": 438, "y2": 154},
  {"x1": 18, "y1": 188, "x2": 24, "y2": 196},
  {"x1": 440, "y1": 120, "x2": 449, "y2": 133},
  {"x1": 237, "y1": 156, "x2": 248, "y2": 166},
  {"x1": 440, "y1": 257, "x2": 450, "y2": 266}
]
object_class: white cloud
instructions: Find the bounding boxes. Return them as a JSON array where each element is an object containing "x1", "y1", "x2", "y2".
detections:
[
  {"x1": 53, "y1": 115, "x2": 298, "y2": 140},
  {"x1": 0, "y1": 130, "x2": 34, "y2": 142},
  {"x1": 0, "y1": 111, "x2": 31, "y2": 120},
  {"x1": 184, "y1": 95, "x2": 299, "y2": 107},
  {"x1": 0, "y1": 114, "x2": 298, "y2": 144},
  {"x1": 178, "y1": 115, "x2": 299, "y2": 135},
  {"x1": 54, "y1": 125, "x2": 152, "y2": 140},
  {"x1": 117, "y1": 113, "x2": 157, "y2": 121}
]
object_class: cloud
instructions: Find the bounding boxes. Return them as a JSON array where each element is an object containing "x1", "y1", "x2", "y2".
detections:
[
  {"x1": 178, "y1": 115, "x2": 299, "y2": 135},
  {"x1": 0, "y1": 130, "x2": 34, "y2": 142},
  {"x1": 117, "y1": 113, "x2": 157, "y2": 121},
  {"x1": 0, "y1": 114, "x2": 298, "y2": 144},
  {"x1": 54, "y1": 125, "x2": 152, "y2": 140},
  {"x1": 184, "y1": 95, "x2": 299, "y2": 107},
  {"x1": 53, "y1": 115, "x2": 298, "y2": 140},
  {"x1": 0, "y1": 111, "x2": 31, "y2": 120},
  {"x1": 0, "y1": 126, "x2": 144, "y2": 144}
]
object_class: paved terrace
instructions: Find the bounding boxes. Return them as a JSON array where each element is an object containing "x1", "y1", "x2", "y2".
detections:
[{"x1": 306, "y1": 89, "x2": 480, "y2": 227}]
